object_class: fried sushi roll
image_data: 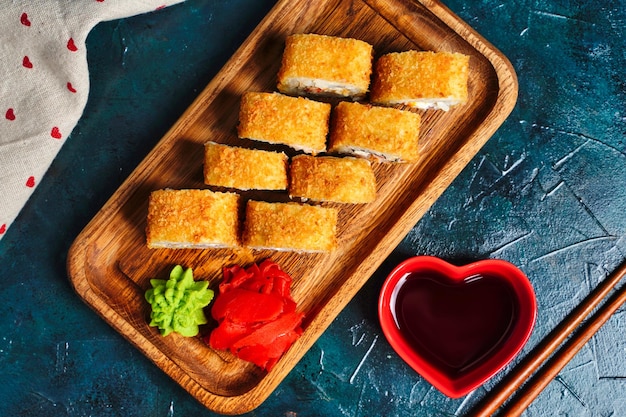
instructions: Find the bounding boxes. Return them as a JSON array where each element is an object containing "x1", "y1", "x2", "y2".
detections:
[
  {"x1": 204, "y1": 142, "x2": 288, "y2": 190},
  {"x1": 238, "y1": 92, "x2": 331, "y2": 154},
  {"x1": 329, "y1": 101, "x2": 421, "y2": 162},
  {"x1": 243, "y1": 201, "x2": 338, "y2": 253},
  {"x1": 146, "y1": 189, "x2": 240, "y2": 249},
  {"x1": 370, "y1": 50, "x2": 469, "y2": 111},
  {"x1": 277, "y1": 33, "x2": 373, "y2": 99},
  {"x1": 289, "y1": 155, "x2": 376, "y2": 204}
]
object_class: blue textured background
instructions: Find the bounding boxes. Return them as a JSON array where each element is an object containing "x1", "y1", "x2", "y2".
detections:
[{"x1": 1, "y1": 0, "x2": 625, "y2": 416}]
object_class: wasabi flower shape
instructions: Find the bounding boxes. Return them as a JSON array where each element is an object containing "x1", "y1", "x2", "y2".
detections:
[{"x1": 145, "y1": 265, "x2": 214, "y2": 337}]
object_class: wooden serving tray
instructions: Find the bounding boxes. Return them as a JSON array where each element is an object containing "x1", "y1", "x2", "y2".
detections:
[{"x1": 67, "y1": 0, "x2": 517, "y2": 414}]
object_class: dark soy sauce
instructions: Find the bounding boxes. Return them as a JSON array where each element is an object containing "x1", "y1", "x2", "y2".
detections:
[{"x1": 391, "y1": 272, "x2": 519, "y2": 376}]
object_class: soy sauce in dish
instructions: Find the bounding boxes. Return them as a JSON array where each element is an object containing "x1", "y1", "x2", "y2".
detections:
[{"x1": 390, "y1": 272, "x2": 519, "y2": 376}]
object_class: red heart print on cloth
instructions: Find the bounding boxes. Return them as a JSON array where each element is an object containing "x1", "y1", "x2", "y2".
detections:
[
  {"x1": 67, "y1": 38, "x2": 78, "y2": 52},
  {"x1": 21, "y1": 13, "x2": 31, "y2": 26},
  {"x1": 0, "y1": 0, "x2": 184, "y2": 242},
  {"x1": 22, "y1": 56, "x2": 33, "y2": 68},
  {"x1": 51, "y1": 127, "x2": 62, "y2": 139}
]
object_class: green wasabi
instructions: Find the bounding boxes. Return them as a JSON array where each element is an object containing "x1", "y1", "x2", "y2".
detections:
[{"x1": 145, "y1": 265, "x2": 214, "y2": 337}]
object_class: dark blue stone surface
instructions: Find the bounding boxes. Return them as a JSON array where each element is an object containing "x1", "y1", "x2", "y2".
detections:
[{"x1": 1, "y1": 0, "x2": 625, "y2": 416}]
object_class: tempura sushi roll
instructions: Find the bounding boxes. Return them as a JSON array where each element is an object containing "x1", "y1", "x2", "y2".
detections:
[
  {"x1": 238, "y1": 92, "x2": 330, "y2": 154},
  {"x1": 204, "y1": 142, "x2": 288, "y2": 190},
  {"x1": 289, "y1": 155, "x2": 376, "y2": 204},
  {"x1": 243, "y1": 201, "x2": 338, "y2": 252},
  {"x1": 329, "y1": 101, "x2": 421, "y2": 162},
  {"x1": 370, "y1": 50, "x2": 469, "y2": 111},
  {"x1": 146, "y1": 189, "x2": 240, "y2": 249},
  {"x1": 277, "y1": 33, "x2": 373, "y2": 100}
]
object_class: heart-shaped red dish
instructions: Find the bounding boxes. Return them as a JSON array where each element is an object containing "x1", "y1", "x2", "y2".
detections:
[{"x1": 378, "y1": 256, "x2": 536, "y2": 398}]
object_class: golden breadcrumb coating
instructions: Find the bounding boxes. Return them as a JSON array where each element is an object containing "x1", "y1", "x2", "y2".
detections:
[
  {"x1": 329, "y1": 101, "x2": 421, "y2": 162},
  {"x1": 289, "y1": 155, "x2": 376, "y2": 203},
  {"x1": 146, "y1": 189, "x2": 240, "y2": 249},
  {"x1": 237, "y1": 92, "x2": 331, "y2": 154},
  {"x1": 277, "y1": 33, "x2": 373, "y2": 98},
  {"x1": 243, "y1": 200, "x2": 338, "y2": 252},
  {"x1": 204, "y1": 142, "x2": 288, "y2": 190},
  {"x1": 370, "y1": 51, "x2": 469, "y2": 110}
]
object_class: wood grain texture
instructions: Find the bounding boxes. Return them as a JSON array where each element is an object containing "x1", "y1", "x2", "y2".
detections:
[{"x1": 66, "y1": 0, "x2": 517, "y2": 414}]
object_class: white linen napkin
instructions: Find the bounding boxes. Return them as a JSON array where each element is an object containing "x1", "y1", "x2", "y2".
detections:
[{"x1": 0, "y1": 0, "x2": 185, "y2": 241}]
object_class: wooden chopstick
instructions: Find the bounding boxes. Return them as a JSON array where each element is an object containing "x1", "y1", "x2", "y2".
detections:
[{"x1": 470, "y1": 261, "x2": 626, "y2": 417}]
